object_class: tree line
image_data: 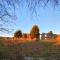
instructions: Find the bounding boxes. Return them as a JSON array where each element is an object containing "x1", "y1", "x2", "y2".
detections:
[
  {"x1": 14, "y1": 25, "x2": 57, "y2": 40},
  {"x1": 14, "y1": 25, "x2": 40, "y2": 40}
]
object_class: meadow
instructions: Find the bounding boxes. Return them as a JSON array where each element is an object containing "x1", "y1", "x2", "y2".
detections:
[{"x1": 0, "y1": 37, "x2": 60, "y2": 60}]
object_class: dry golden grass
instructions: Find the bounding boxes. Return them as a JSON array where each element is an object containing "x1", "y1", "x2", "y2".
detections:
[
  {"x1": 55, "y1": 35, "x2": 60, "y2": 45},
  {"x1": 1, "y1": 35, "x2": 60, "y2": 46}
]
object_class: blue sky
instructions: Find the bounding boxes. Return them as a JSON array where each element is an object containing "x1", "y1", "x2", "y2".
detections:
[
  {"x1": 1, "y1": 3, "x2": 60, "y2": 37},
  {"x1": 14, "y1": 5, "x2": 60, "y2": 34}
]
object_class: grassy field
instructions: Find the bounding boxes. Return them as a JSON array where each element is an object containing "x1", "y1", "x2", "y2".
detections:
[{"x1": 0, "y1": 38, "x2": 60, "y2": 60}]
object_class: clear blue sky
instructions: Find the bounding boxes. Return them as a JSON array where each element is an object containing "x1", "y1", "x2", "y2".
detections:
[
  {"x1": 14, "y1": 5, "x2": 60, "y2": 33},
  {"x1": 1, "y1": 4, "x2": 60, "y2": 37}
]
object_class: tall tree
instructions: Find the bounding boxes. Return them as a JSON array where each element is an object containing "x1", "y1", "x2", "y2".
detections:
[{"x1": 30, "y1": 25, "x2": 40, "y2": 39}]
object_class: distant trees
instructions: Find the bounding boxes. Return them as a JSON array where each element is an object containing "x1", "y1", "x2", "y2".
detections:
[
  {"x1": 47, "y1": 31, "x2": 53, "y2": 39},
  {"x1": 30, "y1": 25, "x2": 40, "y2": 39},
  {"x1": 13, "y1": 27, "x2": 57, "y2": 40},
  {"x1": 47, "y1": 31, "x2": 57, "y2": 39},
  {"x1": 23, "y1": 33, "x2": 27, "y2": 38},
  {"x1": 14, "y1": 30, "x2": 22, "y2": 38},
  {"x1": 41, "y1": 33, "x2": 46, "y2": 40}
]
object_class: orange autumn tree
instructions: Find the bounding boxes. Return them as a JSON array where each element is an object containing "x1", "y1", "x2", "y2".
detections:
[
  {"x1": 30, "y1": 25, "x2": 40, "y2": 40},
  {"x1": 23, "y1": 33, "x2": 27, "y2": 38},
  {"x1": 14, "y1": 30, "x2": 22, "y2": 38}
]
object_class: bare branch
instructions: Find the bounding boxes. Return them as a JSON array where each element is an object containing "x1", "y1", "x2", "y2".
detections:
[{"x1": 0, "y1": 0, "x2": 60, "y2": 33}]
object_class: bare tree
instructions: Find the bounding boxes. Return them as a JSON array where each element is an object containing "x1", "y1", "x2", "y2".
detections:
[
  {"x1": 0, "y1": 0, "x2": 17, "y2": 33},
  {"x1": 0, "y1": 0, "x2": 60, "y2": 33}
]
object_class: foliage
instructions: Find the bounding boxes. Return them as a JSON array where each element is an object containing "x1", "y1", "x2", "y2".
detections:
[
  {"x1": 14, "y1": 30, "x2": 22, "y2": 38},
  {"x1": 47, "y1": 31, "x2": 57, "y2": 39},
  {"x1": 48, "y1": 31, "x2": 53, "y2": 34},
  {"x1": 23, "y1": 33, "x2": 27, "y2": 38},
  {"x1": 41, "y1": 33, "x2": 46, "y2": 40},
  {"x1": 30, "y1": 25, "x2": 40, "y2": 39}
]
